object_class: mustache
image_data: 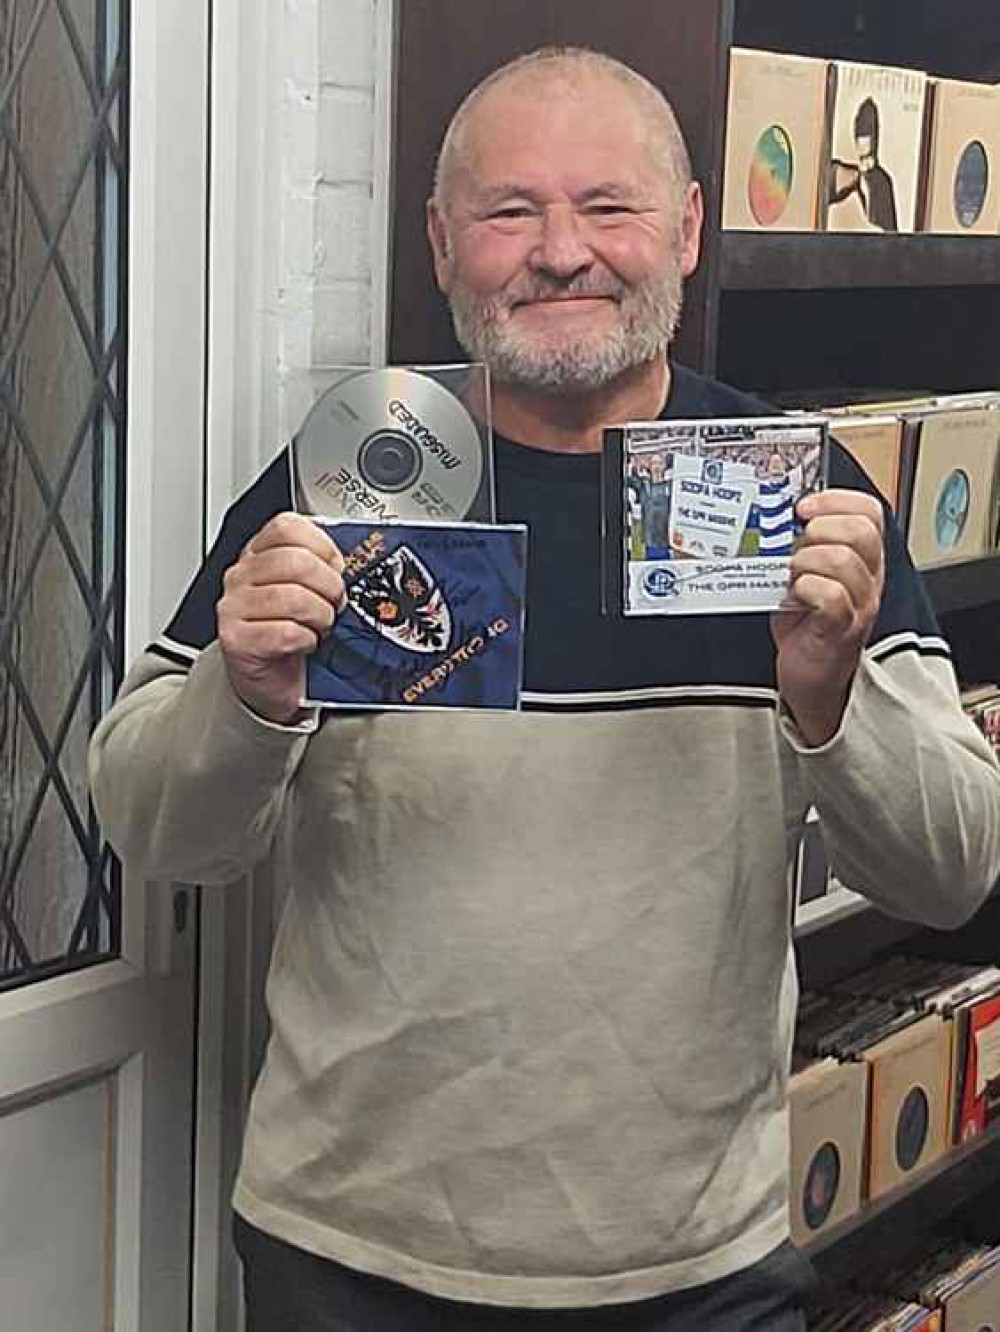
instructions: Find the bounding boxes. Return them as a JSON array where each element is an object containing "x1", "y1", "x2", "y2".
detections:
[{"x1": 499, "y1": 275, "x2": 627, "y2": 307}]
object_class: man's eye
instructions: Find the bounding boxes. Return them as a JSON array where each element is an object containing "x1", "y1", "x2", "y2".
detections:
[
  {"x1": 586, "y1": 204, "x2": 632, "y2": 217},
  {"x1": 490, "y1": 207, "x2": 534, "y2": 220}
]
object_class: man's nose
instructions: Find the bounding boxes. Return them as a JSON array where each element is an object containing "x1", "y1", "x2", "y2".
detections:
[{"x1": 529, "y1": 205, "x2": 593, "y2": 280}]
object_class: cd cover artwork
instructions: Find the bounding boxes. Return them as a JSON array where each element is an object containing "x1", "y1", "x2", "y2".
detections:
[
  {"x1": 291, "y1": 363, "x2": 495, "y2": 524},
  {"x1": 303, "y1": 519, "x2": 527, "y2": 711},
  {"x1": 603, "y1": 417, "x2": 828, "y2": 616}
]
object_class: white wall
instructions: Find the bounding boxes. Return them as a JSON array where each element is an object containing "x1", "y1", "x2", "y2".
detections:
[
  {"x1": 207, "y1": 0, "x2": 393, "y2": 525},
  {"x1": 279, "y1": 0, "x2": 393, "y2": 464}
]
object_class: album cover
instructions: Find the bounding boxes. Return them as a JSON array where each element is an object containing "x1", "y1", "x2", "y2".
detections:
[
  {"x1": 951, "y1": 988, "x2": 1000, "y2": 1143},
  {"x1": 904, "y1": 406, "x2": 1000, "y2": 567},
  {"x1": 828, "y1": 414, "x2": 906, "y2": 512},
  {"x1": 303, "y1": 519, "x2": 527, "y2": 711},
  {"x1": 823, "y1": 61, "x2": 929, "y2": 233},
  {"x1": 921, "y1": 79, "x2": 1000, "y2": 233},
  {"x1": 864, "y1": 1015, "x2": 951, "y2": 1200},
  {"x1": 603, "y1": 417, "x2": 828, "y2": 616},
  {"x1": 789, "y1": 1057, "x2": 869, "y2": 1244},
  {"x1": 722, "y1": 48, "x2": 829, "y2": 231}
]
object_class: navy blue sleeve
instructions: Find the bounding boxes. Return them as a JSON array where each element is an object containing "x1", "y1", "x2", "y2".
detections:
[
  {"x1": 155, "y1": 448, "x2": 295, "y2": 662},
  {"x1": 827, "y1": 436, "x2": 946, "y2": 657}
]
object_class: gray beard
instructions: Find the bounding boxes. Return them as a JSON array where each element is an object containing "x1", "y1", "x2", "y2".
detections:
[{"x1": 447, "y1": 267, "x2": 685, "y2": 394}]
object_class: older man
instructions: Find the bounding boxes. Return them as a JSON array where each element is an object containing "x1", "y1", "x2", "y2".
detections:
[{"x1": 90, "y1": 47, "x2": 1000, "y2": 1331}]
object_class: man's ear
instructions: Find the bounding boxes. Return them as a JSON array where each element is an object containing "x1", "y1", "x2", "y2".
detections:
[
  {"x1": 426, "y1": 199, "x2": 454, "y2": 294},
  {"x1": 679, "y1": 181, "x2": 704, "y2": 279}
]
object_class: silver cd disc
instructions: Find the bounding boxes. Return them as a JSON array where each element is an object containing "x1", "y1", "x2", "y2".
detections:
[{"x1": 293, "y1": 367, "x2": 485, "y2": 522}]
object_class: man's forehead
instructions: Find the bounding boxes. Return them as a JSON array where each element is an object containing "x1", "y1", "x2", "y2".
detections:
[
  {"x1": 453, "y1": 72, "x2": 656, "y2": 193},
  {"x1": 467, "y1": 68, "x2": 640, "y2": 136}
]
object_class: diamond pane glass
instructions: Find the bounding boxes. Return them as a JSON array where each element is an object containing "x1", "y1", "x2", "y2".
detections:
[{"x1": 1, "y1": 0, "x2": 127, "y2": 988}]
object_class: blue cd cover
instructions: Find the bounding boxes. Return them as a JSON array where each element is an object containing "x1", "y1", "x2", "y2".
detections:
[{"x1": 304, "y1": 519, "x2": 527, "y2": 711}]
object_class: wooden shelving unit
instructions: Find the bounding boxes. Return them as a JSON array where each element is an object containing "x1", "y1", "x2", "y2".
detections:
[
  {"x1": 720, "y1": 234, "x2": 1000, "y2": 292},
  {"x1": 806, "y1": 1122, "x2": 1000, "y2": 1283},
  {"x1": 924, "y1": 556, "x2": 1000, "y2": 617}
]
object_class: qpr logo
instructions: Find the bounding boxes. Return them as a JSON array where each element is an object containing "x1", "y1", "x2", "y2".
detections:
[
  {"x1": 350, "y1": 546, "x2": 452, "y2": 654},
  {"x1": 642, "y1": 567, "x2": 679, "y2": 599},
  {"x1": 702, "y1": 458, "x2": 724, "y2": 485}
]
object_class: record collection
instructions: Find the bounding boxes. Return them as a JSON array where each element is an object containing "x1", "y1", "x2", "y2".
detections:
[{"x1": 722, "y1": 48, "x2": 1000, "y2": 236}]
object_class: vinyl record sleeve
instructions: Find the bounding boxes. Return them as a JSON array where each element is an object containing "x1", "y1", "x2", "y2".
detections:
[
  {"x1": 602, "y1": 416, "x2": 828, "y2": 616},
  {"x1": 722, "y1": 48, "x2": 829, "y2": 231},
  {"x1": 789, "y1": 1057, "x2": 868, "y2": 1244},
  {"x1": 921, "y1": 79, "x2": 1000, "y2": 233},
  {"x1": 864, "y1": 1015, "x2": 950, "y2": 1200},
  {"x1": 828, "y1": 414, "x2": 905, "y2": 511},
  {"x1": 932, "y1": 1263, "x2": 1000, "y2": 1332},
  {"x1": 904, "y1": 406, "x2": 1000, "y2": 567},
  {"x1": 303, "y1": 519, "x2": 527, "y2": 711},
  {"x1": 823, "y1": 61, "x2": 929, "y2": 233},
  {"x1": 953, "y1": 990, "x2": 1000, "y2": 1143}
]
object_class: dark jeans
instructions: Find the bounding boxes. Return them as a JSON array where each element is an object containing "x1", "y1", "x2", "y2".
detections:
[{"x1": 233, "y1": 1213, "x2": 815, "y2": 1331}]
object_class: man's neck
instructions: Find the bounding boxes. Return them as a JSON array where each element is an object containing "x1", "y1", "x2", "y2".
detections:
[{"x1": 489, "y1": 358, "x2": 671, "y2": 454}]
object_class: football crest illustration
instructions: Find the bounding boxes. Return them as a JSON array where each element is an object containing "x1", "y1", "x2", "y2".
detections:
[
  {"x1": 304, "y1": 518, "x2": 527, "y2": 711},
  {"x1": 350, "y1": 546, "x2": 452, "y2": 654}
]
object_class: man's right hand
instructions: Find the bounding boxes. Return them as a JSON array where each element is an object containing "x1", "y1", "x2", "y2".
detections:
[{"x1": 217, "y1": 512, "x2": 347, "y2": 724}]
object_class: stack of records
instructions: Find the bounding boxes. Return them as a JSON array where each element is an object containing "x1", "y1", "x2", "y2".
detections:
[
  {"x1": 872, "y1": 1237, "x2": 1000, "y2": 1327},
  {"x1": 808, "y1": 1291, "x2": 941, "y2": 1330},
  {"x1": 962, "y1": 684, "x2": 1000, "y2": 761},
  {"x1": 830, "y1": 956, "x2": 1000, "y2": 1013},
  {"x1": 795, "y1": 990, "x2": 924, "y2": 1061}
]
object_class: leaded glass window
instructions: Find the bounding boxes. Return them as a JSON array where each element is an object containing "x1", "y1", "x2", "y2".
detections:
[{"x1": 1, "y1": 0, "x2": 127, "y2": 987}]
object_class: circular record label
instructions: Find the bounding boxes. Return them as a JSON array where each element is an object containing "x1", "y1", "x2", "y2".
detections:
[
  {"x1": 803, "y1": 1141, "x2": 841, "y2": 1230},
  {"x1": 935, "y1": 469, "x2": 971, "y2": 552},
  {"x1": 895, "y1": 1085, "x2": 930, "y2": 1172},
  {"x1": 954, "y1": 140, "x2": 990, "y2": 229},
  {"x1": 748, "y1": 126, "x2": 794, "y2": 227}
]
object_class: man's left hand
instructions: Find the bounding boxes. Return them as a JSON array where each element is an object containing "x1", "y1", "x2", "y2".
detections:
[{"x1": 771, "y1": 489, "x2": 885, "y2": 747}]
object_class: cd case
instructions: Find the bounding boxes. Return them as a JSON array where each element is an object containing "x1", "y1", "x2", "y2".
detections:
[
  {"x1": 303, "y1": 519, "x2": 527, "y2": 711},
  {"x1": 603, "y1": 417, "x2": 829, "y2": 616},
  {"x1": 291, "y1": 362, "x2": 495, "y2": 525}
]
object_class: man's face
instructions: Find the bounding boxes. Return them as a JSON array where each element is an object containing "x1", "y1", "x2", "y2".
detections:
[
  {"x1": 856, "y1": 134, "x2": 875, "y2": 172},
  {"x1": 427, "y1": 73, "x2": 703, "y2": 393},
  {"x1": 649, "y1": 454, "x2": 666, "y2": 482}
]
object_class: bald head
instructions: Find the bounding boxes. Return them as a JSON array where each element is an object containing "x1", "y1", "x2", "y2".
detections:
[{"x1": 432, "y1": 47, "x2": 693, "y2": 218}]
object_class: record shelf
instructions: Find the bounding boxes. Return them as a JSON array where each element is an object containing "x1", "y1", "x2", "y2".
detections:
[
  {"x1": 805, "y1": 1119, "x2": 1000, "y2": 1284},
  {"x1": 390, "y1": 0, "x2": 1000, "y2": 1291},
  {"x1": 719, "y1": 233, "x2": 1000, "y2": 292}
]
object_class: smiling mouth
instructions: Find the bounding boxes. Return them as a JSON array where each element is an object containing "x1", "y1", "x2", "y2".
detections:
[{"x1": 515, "y1": 295, "x2": 616, "y2": 312}]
